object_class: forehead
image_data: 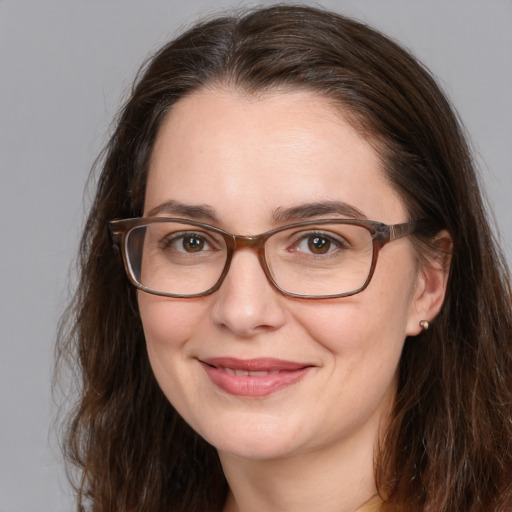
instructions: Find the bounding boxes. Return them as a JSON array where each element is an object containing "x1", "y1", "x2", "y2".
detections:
[{"x1": 145, "y1": 88, "x2": 407, "y2": 229}]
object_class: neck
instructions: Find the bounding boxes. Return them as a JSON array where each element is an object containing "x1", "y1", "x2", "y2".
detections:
[{"x1": 220, "y1": 431, "x2": 379, "y2": 512}]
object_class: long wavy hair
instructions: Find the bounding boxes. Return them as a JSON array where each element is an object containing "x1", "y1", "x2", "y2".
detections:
[{"x1": 56, "y1": 5, "x2": 512, "y2": 511}]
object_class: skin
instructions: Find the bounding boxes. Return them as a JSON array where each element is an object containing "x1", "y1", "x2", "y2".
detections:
[{"x1": 138, "y1": 88, "x2": 448, "y2": 512}]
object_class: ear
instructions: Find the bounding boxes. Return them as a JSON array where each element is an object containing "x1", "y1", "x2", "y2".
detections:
[{"x1": 406, "y1": 230, "x2": 453, "y2": 336}]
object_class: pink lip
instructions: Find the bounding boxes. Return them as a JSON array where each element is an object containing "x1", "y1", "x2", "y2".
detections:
[{"x1": 200, "y1": 357, "x2": 313, "y2": 397}]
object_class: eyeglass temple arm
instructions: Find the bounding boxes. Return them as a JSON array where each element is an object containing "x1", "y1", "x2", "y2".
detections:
[
  {"x1": 108, "y1": 223, "x2": 123, "y2": 249},
  {"x1": 387, "y1": 220, "x2": 426, "y2": 242}
]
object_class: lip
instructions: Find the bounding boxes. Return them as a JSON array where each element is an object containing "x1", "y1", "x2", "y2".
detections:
[{"x1": 200, "y1": 357, "x2": 313, "y2": 397}]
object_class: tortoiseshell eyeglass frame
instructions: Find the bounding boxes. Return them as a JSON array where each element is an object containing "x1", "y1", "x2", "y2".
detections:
[{"x1": 109, "y1": 217, "x2": 428, "y2": 300}]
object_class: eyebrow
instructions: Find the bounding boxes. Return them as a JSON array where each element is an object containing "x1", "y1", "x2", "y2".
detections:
[
  {"x1": 272, "y1": 201, "x2": 367, "y2": 223},
  {"x1": 146, "y1": 200, "x2": 218, "y2": 222},
  {"x1": 146, "y1": 199, "x2": 366, "y2": 225}
]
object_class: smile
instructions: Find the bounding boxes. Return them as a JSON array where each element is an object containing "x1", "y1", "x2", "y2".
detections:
[
  {"x1": 222, "y1": 368, "x2": 280, "y2": 376},
  {"x1": 200, "y1": 357, "x2": 313, "y2": 397}
]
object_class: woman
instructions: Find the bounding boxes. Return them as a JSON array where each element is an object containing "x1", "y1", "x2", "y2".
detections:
[{"x1": 57, "y1": 5, "x2": 512, "y2": 511}]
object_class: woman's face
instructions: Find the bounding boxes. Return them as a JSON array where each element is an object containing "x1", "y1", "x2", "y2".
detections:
[{"x1": 139, "y1": 88, "x2": 427, "y2": 462}]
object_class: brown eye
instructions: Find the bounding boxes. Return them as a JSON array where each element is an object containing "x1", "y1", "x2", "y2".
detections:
[
  {"x1": 161, "y1": 232, "x2": 213, "y2": 254},
  {"x1": 308, "y1": 236, "x2": 331, "y2": 254},
  {"x1": 287, "y1": 230, "x2": 346, "y2": 257},
  {"x1": 182, "y1": 235, "x2": 204, "y2": 252}
]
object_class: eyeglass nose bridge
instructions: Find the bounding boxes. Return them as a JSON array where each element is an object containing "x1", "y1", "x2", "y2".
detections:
[
  {"x1": 217, "y1": 232, "x2": 277, "y2": 293},
  {"x1": 231, "y1": 233, "x2": 267, "y2": 250}
]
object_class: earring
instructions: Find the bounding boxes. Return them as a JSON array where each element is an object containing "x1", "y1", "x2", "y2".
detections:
[{"x1": 419, "y1": 320, "x2": 430, "y2": 330}]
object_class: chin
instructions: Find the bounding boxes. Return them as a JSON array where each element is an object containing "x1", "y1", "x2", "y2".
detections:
[
  {"x1": 215, "y1": 437, "x2": 299, "y2": 461},
  {"x1": 195, "y1": 414, "x2": 305, "y2": 461}
]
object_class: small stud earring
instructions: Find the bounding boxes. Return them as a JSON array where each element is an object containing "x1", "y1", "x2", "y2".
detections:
[{"x1": 419, "y1": 320, "x2": 430, "y2": 330}]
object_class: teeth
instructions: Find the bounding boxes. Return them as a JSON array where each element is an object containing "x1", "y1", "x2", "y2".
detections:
[{"x1": 222, "y1": 367, "x2": 280, "y2": 376}]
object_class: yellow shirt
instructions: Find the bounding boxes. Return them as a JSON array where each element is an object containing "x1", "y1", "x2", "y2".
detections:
[{"x1": 354, "y1": 494, "x2": 383, "y2": 512}]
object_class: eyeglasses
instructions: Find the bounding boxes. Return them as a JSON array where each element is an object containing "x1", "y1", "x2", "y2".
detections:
[{"x1": 109, "y1": 217, "x2": 425, "y2": 300}]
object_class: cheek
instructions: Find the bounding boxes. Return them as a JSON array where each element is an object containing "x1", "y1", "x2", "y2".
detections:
[
  {"x1": 290, "y1": 263, "x2": 419, "y2": 372},
  {"x1": 290, "y1": 301, "x2": 404, "y2": 376},
  {"x1": 283, "y1": 298, "x2": 407, "y2": 445},
  {"x1": 137, "y1": 295, "x2": 214, "y2": 419},
  {"x1": 138, "y1": 294, "x2": 207, "y2": 345},
  {"x1": 293, "y1": 296, "x2": 408, "y2": 351},
  {"x1": 137, "y1": 294, "x2": 210, "y2": 383}
]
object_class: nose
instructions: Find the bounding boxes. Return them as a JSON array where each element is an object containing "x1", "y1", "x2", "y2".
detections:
[{"x1": 210, "y1": 249, "x2": 287, "y2": 338}]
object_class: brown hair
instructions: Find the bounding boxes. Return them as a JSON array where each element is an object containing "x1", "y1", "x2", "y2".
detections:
[{"x1": 56, "y1": 5, "x2": 512, "y2": 511}]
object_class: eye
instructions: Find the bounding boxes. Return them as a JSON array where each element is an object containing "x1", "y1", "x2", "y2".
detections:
[
  {"x1": 162, "y1": 232, "x2": 215, "y2": 253},
  {"x1": 291, "y1": 231, "x2": 346, "y2": 255},
  {"x1": 306, "y1": 235, "x2": 332, "y2": 254},
  {"x1": 181, "y1": 234, "x2": 206, "y2": 253}
]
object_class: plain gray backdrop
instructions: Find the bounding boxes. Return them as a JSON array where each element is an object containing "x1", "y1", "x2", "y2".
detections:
[{"x1": 1, "y1": 1, "x2": 511, "y2": 510}]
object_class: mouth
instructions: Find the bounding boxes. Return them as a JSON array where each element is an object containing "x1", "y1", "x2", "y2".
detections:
[{"x1": 199, "y1": 357, "x2": 313, "y2": 397}]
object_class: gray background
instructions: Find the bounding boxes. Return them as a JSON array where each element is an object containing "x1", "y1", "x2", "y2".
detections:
[{"x1": 1, "y1": 1, "x2": 510, "y2": 510}]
